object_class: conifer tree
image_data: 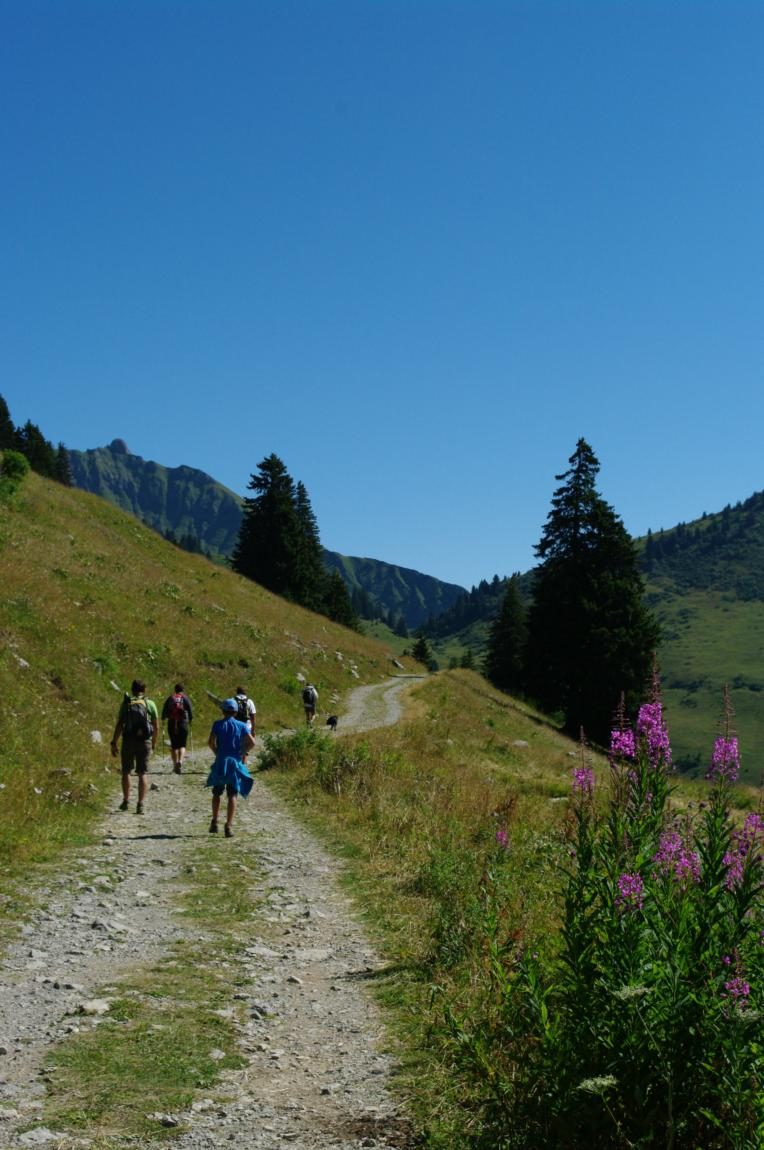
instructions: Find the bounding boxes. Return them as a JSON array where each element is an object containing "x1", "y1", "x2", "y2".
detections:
[
  {"x1": 15, "y1": 420, "x2": 57, "y2": 477},
  {"x1": 484, "y1": 575, "x2": 527, "y2": 694},
  {"x1": 293, "y1": 481, "x2": 327, "y2": 611},
  {"x1": 412, "y1": 634, "x2": 437, "y2": 670},
  {"x1": 231, "y1": 454, "x2": 300, "y2": 597},
  {"x1": 524, "y1": 438, "x2": 659, "y2": 743},
  {"x1": 54, "y1": 443, "x2": 73, "y2": 486}
]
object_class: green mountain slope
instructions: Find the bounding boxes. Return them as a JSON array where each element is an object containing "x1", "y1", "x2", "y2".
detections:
[
  {"x1": 0, "y1": 461, "x2": 418, "y2": 882},
  {"x1": 641, "y1": 492, "x2": 764, "y2": 782},
  {"x1": 323, "y1": 551, "x2": 465, "y2": 630},
  {"x1": 68, "y1": 440, "x2": 243, "y2": 557},
  {"x1": 68, "y1": 441, "x2": 466, "y2": 627}
]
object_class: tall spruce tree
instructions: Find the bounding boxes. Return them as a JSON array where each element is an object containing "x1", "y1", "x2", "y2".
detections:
[
  {"x1": 484, "y1": 575, "x2": 527, "y2": 694},
  {"x1": 231, "y1": 454, "x2": 301, "y2": 598},
  {"x1": 524, "y1": 438, "x2": 659, "y2": 743},
  {"x1": 54, "y1": 443, "x2": 73, "y2": 486},
  {"x1": 293, "y1": 481, "x2": 328, "y2": 611}
]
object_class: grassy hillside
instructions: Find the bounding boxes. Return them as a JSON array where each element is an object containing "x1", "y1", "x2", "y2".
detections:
[{"x1": 0, "y1": 464, "x2": 417, "y2": 891}]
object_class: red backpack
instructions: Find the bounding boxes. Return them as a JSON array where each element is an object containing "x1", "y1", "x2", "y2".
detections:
[{"x1": 168, "y1": 693, "x2": 186, "y2": 722}]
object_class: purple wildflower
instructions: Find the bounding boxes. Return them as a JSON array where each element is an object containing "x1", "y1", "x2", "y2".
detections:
[
  {"x1": 723, "y1": 977, "x2": 751, "y2": 1001},
  {"x1": 572, "y1": 766, "x2": 595, "y2": 797},
  {"x1": 636, "y1": 701, "x2": 672, "y2": 769},
  {"x1": 653, "y1": 830, "x2": 701, "y2": 885},
  {"x1": 707, "y1": 736, "x2": 740, "y2": 783},
  {"x1": 616, "y1": 872, "x2": 645, "y2": 912},
  {"x1": 723, "y1": 812, "x2": 763, "y2": 890},
  {"x1": 495, "y1": 827, "x2": 510, "y2": 850},
  {"x1": 609, "y1": 728, "x2": 636, "y2": 760}
]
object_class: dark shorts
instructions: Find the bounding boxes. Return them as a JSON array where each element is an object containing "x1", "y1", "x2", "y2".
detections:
[
  {"x1": 121, "y1": 738, "x2": 151, "y2": 775},
  {"x1": 212, "y1": 784, "x2": 237, "y2": 798},
  {"x1": 167, "y1": 720, "x2": 189, "y2": 749}
]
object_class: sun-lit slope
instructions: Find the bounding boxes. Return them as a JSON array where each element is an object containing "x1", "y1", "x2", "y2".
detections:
[{"x1": 0, "y1": 467, "x2": 415, "y2": 879}]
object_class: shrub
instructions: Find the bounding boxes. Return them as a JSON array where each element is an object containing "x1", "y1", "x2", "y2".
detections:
[{"x1": 0, "y1": 449, "x2": 30, "y2": 501}]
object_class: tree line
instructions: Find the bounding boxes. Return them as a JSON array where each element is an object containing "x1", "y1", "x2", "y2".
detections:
[{"x1": 0, "y1": 394, "x2": 72, "y2": 485}]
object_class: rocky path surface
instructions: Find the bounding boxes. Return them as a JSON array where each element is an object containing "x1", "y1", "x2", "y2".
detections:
[{"x1": 0, "y1": 677, "x2": 423, "y2": 1149}]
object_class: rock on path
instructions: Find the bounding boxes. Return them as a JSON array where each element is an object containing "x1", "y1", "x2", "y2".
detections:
[{"x1": 0, "y1": 678, "x2": 422, "y2": 1149}]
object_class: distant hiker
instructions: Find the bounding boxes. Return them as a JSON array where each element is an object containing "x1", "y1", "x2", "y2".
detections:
[
  {"x1": 233, "y1": 685, "x2": 256, "y2": 759},
  {"x1": 302, "y1": 683, "x2": 318, "y2": 725},
  {"x1": 110, "y1": 679, "x2": 159, "y2": 814},
  {"x1": 206, "y1": 698, "x2": 256, "y2": 838},
  {"x1": 161, "y1": 683, "x2": 193, "y2": 774},
  {"x1": 233, "y1": 686, "x2": 256, "y2": 734}
]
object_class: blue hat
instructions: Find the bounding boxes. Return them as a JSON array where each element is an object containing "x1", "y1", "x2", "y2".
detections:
[{"x1": 222, "y1": 697, "x2": 238, "y2": 713}]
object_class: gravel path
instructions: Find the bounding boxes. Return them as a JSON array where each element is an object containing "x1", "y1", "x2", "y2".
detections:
[{"x1": 0, "y1": 677, "x2": 423, "y2": 1149}]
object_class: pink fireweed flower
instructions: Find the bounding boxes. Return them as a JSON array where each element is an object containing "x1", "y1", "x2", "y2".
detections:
[
  {"x1": 707, "y1": 736, "x2": 740, "y2": 783},
  {"x1": 616, "y1": 872, "x2": 644, "y2": 912},
  {"x1": 636, "y1": 701, "x2": 672, "y2": 769},
  {"x1": 723, "y1": 812, "x2": 763, "y2": 890},
  {"x1": 653, "y1": 830, "x2": 701, "y2": 885},
  {"x1": 723, "y1": 977, "x2": 751, "y2": 1001},
  {"x1": 609, "y1": 728, "x2": 636, "y2": 760},
  {"x1": 495, "y1": 827, "x2": 510, "y2": 850},
  {"x1": 572, "y1": 766, "x2": 594, "y2": 797}
]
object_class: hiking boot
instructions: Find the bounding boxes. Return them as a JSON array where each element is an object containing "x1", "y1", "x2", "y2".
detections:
[
  {"x1": 173, "y1": 765, "x2": 182, "y2": 775},
  {"x1": 136, "y1": 802, "x2": 144, "y2": 815},
  {"x1": 224, "y1": 824, "x2": 234, "y2": 838},
  {"x1": 119, "y1": 800, "x2": 128, "y2": 812},
  {"x1": 209, "y1": 820, "x2": 218, "y2": 834}
]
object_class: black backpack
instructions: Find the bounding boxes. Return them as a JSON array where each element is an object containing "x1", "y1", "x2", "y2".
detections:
[
  {"x1": 123, "y1": 695, "x2": 152, "y2": 741},
  {"x1": 302, "y1": 686, "x2": 315, "y2": 705},
  {"x1": 236, "y1": 695, "x2": 249, "y2": 723}
]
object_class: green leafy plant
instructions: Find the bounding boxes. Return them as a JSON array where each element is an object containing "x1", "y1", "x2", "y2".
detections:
[
  {"x1": 0, "y1": 449, "x2": 30, "y2": 501},
  {"x1": 447, "y1": 681, "x2": 763, "y2": 1148}
]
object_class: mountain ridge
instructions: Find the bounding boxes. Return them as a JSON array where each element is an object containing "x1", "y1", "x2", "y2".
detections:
[{"x1": 67, "y1": 441, "x2": 467, "y2": 629}]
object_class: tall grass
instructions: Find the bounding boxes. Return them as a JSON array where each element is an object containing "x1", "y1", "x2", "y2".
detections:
[{"x1": 260, "y1": 672, "x2": 762, "y2": 1147}]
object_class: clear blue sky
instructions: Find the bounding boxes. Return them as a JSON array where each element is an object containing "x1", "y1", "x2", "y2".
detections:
[{"x1": 2, "y1": 1, "x2": 763, "y2": 590}]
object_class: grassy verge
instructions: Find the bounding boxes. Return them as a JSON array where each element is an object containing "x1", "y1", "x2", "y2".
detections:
[{"x1": 258, "y1": 670, "x2": 762, "y2": 1146}]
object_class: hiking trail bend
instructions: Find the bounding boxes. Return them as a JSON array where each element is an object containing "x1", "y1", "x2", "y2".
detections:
[{"x1": 0, "y1": 675, "x2": 425, "y2": 1149}]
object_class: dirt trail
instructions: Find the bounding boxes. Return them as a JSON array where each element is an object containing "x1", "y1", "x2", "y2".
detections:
[{"x1": 0, "y1": 677, "x2": 424, "y2": 1149}]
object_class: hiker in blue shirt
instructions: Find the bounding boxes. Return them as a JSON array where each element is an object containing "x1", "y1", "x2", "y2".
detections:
[{"x1": 206, "y1": 698, "x2": 256, "y2": 838}]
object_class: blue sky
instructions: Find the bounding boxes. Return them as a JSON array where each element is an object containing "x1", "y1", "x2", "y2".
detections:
[{"x1": 2, "y1": 1, "x2": 763, "y2": 589}]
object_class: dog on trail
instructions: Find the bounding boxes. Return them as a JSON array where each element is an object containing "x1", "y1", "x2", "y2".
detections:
[{"x1": 326, "y1": 715, "x2": 338, "y2": 732}]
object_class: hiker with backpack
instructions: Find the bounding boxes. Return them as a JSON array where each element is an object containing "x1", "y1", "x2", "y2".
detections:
[
  {"x1": 161, "y1": 682, "x2": 193, "y2": 774},
  {"x1": 206, "y1": 698, "x2": 256, "y2": 838},
  {"x1": 233, "y1": 686, "x2": 256, "y2": 735},
  {"x1": 302, "y1": 682, "x2": 318, "y2": 725},
  {"x1": 110, "y1": 679, "x2": 159, "y2": 814}
]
